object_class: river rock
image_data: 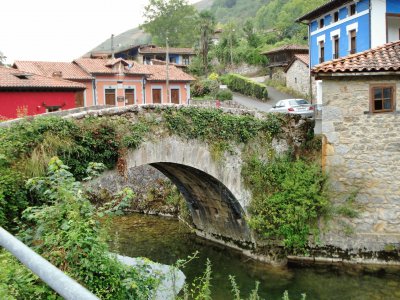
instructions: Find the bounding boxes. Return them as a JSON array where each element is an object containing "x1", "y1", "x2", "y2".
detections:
[{"x1": 115, "y1": 254, "x2": 186, "y2": 299}]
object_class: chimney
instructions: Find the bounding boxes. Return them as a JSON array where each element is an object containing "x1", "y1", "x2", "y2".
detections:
[{"x1": 52, "y1": 71, "x2": 63, "y2": 78}]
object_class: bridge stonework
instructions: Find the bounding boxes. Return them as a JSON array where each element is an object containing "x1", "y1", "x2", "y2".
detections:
[{"x1": 2, "y1": 105, "x2": 309, "y2": 263}]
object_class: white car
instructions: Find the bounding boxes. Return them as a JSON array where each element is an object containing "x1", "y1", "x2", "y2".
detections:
[{"x1": 269, "y1": 99, "x2": 315, "y2": 118}]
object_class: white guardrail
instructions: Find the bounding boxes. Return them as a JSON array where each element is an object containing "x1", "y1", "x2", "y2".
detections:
[{"x1": 0, "y1": 226, "x2": 100, "y2": 300}]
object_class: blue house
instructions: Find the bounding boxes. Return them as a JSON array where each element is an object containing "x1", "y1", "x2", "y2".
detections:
[{"x1": 298, "y1": 0, "x2": 400, "y2": 67}]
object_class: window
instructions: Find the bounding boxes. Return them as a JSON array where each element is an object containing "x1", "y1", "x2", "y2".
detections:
[
  {"x1": 349, "y1": 30, "x2": 356, "y2": 54},
  {"x1": 333, "y1": 11, "x2": 339, "y2": 22},
  {"x1": 319, "y1": 18, "x2": 324, "y2": 28},
  {"x1": 370, "y1": 85, "x2": 395, "y2": 113},
  {"x1": 333, "y1": 35, "x2": 339, "y2": 59},
  {"x1": 319, "y1": 40, "x2": 325, "y2": 63},
  {"x1": 46, "y1": 106, "x2": 61, "y2": 113},
  {"x1": 349, "y1": 4, "x2": 356, "y2": 16},
  {"x1": 169, "y1": 56, "x2": 177, "y2": 64},
  {"x1": 182, "y1": 55, "x2": 190, "y2": 65}
]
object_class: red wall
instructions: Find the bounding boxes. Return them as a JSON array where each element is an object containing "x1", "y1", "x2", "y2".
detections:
[{"x1": 0, "y1": 91, "x2": 77, "y2": 119}]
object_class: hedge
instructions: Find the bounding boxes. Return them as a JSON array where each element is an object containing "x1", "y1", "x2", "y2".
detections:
[{"x1": 221, "y1": 74, "x2": 268, "y2": 101}]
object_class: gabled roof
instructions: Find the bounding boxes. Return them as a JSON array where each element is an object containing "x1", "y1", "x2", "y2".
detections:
[
  {"x1": 262, "y1": 45, "x2": 309, "y2": 55},
  {"x1": 14, "y1": 61, "x2": 93, "y2": 80},
  {"x1": 74, "y1": 58, "x2": 151, "y2": 75},
  {"x1": 0, "y1": 66, "x2": 85, "y2": 90},
  {"x1": 145, "y1": 65, "x2": 195, "y2": 82},
  {"x1": 139, "y1": 46, "x2": 195, "y2": 55},
  {"x1": 297, "y1": 0, "x2": 353, "y2": 23},
  {"x1": 285, "y1": 54, "x2": 310, "y2": 72},
  {"x1": 312, "y1": 40, "x2": 400, "y2": 75}
]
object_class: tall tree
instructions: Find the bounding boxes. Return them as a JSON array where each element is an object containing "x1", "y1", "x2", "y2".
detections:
[
  {"x1": 141, "y1": 0, "x2": 198, "y2": 47},
  {"x1": 198, "y1": 11, "x2": 216, "y2": 74}
]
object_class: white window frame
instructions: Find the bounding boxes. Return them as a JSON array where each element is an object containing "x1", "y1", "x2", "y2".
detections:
[
  {"x1": 317, "y1": 35, "x2": 326, "y2": 63},
  {"x1": 330, "y1": 29, "x2": 341, "y2": 59},
  {"x1": 346, "y1": 22, "x2": 358, "y2": 53}
]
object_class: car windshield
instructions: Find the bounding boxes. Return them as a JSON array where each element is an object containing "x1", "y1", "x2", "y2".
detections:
[{"x1": 289, "y1": 99, "x2": 309, "y2": 106}]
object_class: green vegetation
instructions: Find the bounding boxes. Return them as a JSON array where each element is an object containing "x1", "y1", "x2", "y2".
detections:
[
  {"x1": 243, "y1": 155, "x2": 328, "y2": 252},
  {"x1": 264, "y1": 78, "x2": 309, "y2": 100},
  {"x1": 216, "y1": 89, "x2": 233, "y2": 101},
  {"x1": 0, "y1": 107, "x2": 326, "y2": 297},
  {"x1": 141, "y1": 0, "x2": 198, "y2": 47},
  {"x1": 2, "y1": 158, "x2": 156, "y2": 299},
  {"x1": 221, "y1": 73, "x2": 268, "y2": 100}
]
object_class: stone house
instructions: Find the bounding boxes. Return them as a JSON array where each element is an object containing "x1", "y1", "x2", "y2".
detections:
[
  {"x1": 313, "y1": 40, "x2": 400, "y2": 254},
  {"x1": 261, "y1": 45, "x2": 309, "y2": 81},
  {"x1": 284, "y1": 54, "x2": 316, "y2": 98}
]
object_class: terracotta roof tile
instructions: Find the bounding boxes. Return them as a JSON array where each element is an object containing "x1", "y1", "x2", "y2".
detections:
[
  {"x1": 145, "y1": 65, "x2": 195, "y2": 82},
  {"x1": 284, "y1": 54, "x2": 310, "y2": 72},
  {"x1": 14, "y1": 61, "x2": 93, "y2": 80},
  {"x1": 294, "y1": 54, "x2": 309, "y2": 66},
  {"x1": 262, "y1": 45, "x2": 309, "y2": 55},
  {"x1": 74, "y1": 58, "x2": 152, "y2": 75},
  {"x1": 0, "y1": 66, "x2": 86, "y2": 89},
  {"x1": 312, "y1": 41, "x2": 400, "y2": 74},
  {"x1": 139, "y1": 46, "x2": 195, "y2": 55}
]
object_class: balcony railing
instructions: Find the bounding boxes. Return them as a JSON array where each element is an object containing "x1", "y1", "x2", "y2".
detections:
[{"x1": 0, "y1": 226, "x2": 99, "y2": 300}]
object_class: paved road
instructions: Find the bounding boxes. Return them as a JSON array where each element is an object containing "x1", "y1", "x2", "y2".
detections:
[
  {"x1": 232, "y1": 85, "x2": 295, "y2": 112},
  {"x1": 232, "y1": 85, "x2": 322, "y2": 134}
]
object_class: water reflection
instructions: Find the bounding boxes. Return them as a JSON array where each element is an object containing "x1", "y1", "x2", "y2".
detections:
[{"x1": 107, "y1": 214, "x2": 400, "y2": 300}]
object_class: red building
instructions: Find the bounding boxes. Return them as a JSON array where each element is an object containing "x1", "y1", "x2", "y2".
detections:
[{"x1": 0, "y1": 66, "x2": 85, "y2": 119}]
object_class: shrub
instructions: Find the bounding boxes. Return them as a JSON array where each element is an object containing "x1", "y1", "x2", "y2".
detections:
[
  {"x1": 221, "y1": 73, "x2": 268, "y2": 101},
  {"x1": 242, "y1": 155, "x2": 328, "y2": 252},
  {"x1": 216, "y1": 89, "x2": 233, "y2": 101},
  {"x1": 191, "y1": 78, "x2": 220, "y2": 98}
]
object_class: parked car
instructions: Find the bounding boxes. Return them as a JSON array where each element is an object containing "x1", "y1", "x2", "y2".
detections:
[{"x1": 269, "y1": 99, "x2": 314, "y2": 118}]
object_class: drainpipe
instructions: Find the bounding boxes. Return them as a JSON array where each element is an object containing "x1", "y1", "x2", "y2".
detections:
[
  {"x1": 142, "y1": 77, "x2": 146, "y2": 104},
  {"x1": 92, "y1": 78, "x2": 97, "y2": 106},
  {"x1": 307, "y1": 22, "x2": 313, "y2": 104},
  {"x1": 369, "y1": 0, "x2": 372, "y2": 48}
]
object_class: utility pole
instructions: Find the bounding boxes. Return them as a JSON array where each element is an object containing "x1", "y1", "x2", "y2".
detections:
[
  {"x1": 230, "y1": 29, "x2": 235, "y2": 66},
  {"x1": 111, "y1": 34, "x2": 115, "y2": 59},
  {"x1": 166, "y1": 35, "x2": 170, "y2": 103}
]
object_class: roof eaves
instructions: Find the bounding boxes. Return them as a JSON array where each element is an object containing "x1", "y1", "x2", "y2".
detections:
[{"x1": 297, "y1": 0, "x2": 352, "y2": 23}]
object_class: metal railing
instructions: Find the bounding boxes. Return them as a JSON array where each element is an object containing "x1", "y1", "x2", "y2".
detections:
[{"x1": 0, "y1": 226, "x2": 99, "y2": 300}]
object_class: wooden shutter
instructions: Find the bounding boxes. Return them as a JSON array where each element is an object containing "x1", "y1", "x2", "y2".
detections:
[
  {"x1": 105, "y1": 89, "x2": 115, "y2": 106},
  {"x1": 152, "y1": 89, "x2": 162, "y2": 104},
  {"x1": 171, "y1": 89, "x2": 180, "y2": 104},
  {"x1": 125, "y1": 89, "x2": 135, "y2": 105},
  {"x1": 75, "y1": 91, "x2": 84, "y2": 107}
]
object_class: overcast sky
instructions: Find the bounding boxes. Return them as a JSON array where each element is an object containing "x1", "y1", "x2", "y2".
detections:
[{"x1": 1, "y1": 0, "x2": 199, "y2": 64}]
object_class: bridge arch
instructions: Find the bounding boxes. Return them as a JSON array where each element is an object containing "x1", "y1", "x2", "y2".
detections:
[{"x1": 125, "y1": 136, "x2": 254, "y2": 246}]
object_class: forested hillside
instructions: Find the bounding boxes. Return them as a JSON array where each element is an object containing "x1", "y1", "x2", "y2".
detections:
[{"x1": 89, "y1": 0, "x2": 327, "y2": 55}]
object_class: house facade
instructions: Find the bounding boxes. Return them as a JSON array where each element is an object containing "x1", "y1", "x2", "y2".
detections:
[
  {"x1": 313, "y1": 41, "x2": 400, "y2": 255},
  {"x1": 261, "y1": 45, "x2": 309, "y2": 80},
  {"x1": 0, "y1": 66, "x2": 85, "y2": 119},
  {"x1": 15, "y1": 58, "x2": 194, "y2": 107},
  {"x1": 298, "y1": 0, "x2": 400, "y2": 67},
  {"x1": 285, "y1": 54, "x2": 316, "y2": 97},
  {"x1": 137, "y1": 45, "x2": 195, "y2": 67}
]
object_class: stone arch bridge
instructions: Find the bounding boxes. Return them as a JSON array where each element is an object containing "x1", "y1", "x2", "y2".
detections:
[{"x1": 2, "y1": 105, "x2": 310, "y2": 251}]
